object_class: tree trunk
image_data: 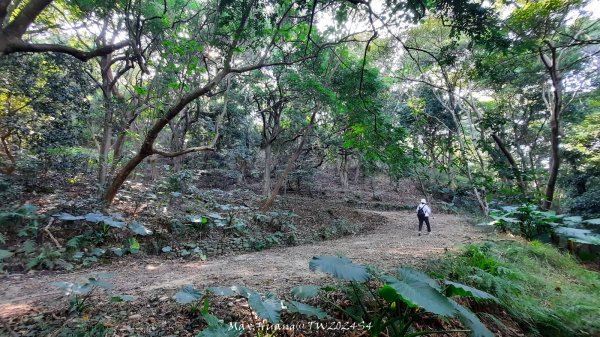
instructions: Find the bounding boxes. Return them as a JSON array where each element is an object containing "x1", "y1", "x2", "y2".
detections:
[
  {"x1": 0, "y1": 135, "x2": 16, "y2": 174},
  {"x1": 447, "y1": 132, "x2": 455, "y2": 188},
  {"x1": 103, "y1": 148, "x2": 151, "y2": 204},
  {"x1": 97, "y1": 53, "x2": 115, "y2": 189},
  {"x1": 263, "y1": 142, "x2": 272, "y2": 197},
  {"x1": 102, "y1": 71, "x2": 228, "y2": 204},
  {"x1": 260, "y1": 109, "x2": 318, "y2": 212},
  {"x1": 98, "y1": 93, "x2": 112, "y2": 186},
  {"x1": 540, "y1": 45, "x2": 562, "y2": 210},
  {"x1": 465, "y1": 98, "x2": 527, "y2": 193},
  {"x1": 340, "y1": 152, "x2": 349, "y2": 189},
  {"x1": 447, "y1": 96, "x2": 488, "y2": 215}
]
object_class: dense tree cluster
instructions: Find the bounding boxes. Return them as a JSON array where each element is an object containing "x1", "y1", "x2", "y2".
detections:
[{"x1": 1, "y1": 0, "x2": 599, "y2": 215}]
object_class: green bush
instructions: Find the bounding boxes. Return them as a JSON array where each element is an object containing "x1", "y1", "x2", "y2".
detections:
[
  {"x1": 429, "y1": 241, "x2": 600, "y2": 336},
  {"x1": 567, "y1": 184, "x2": 600, "y2": 217},
  {"x1": 489, "y1": 204, "x2": 555, "y2": 240}
]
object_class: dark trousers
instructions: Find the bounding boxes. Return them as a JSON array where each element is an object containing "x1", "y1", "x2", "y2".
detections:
[{"x1": 418, "y1": 216, "x2": 431, "y2": 232}]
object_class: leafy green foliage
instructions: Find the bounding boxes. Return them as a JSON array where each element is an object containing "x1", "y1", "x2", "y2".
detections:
[
  {"x1": 444, "y1": 281, "x2": 498, "y2": 301},
  {"x1": 175, "y1": 285, "x2": 203, "y2": 304},
  {"x1": 380, "y1": 273, "x2": 456, "y2": 316},
  {"x1": 431, "y1": 241, "x2": 600, "y2": 336},
  {"x1": 489, "y1": 205, "x2": 556, "y2": 240},
  {"x1": 0, "y1": 248, "x2": 12, "y2": 259},
  {"x1": 286, "y1": 300, "x2": 329, "y2": 319},
  {"x1": 0, "y1": 203, "x2": 40, "y2": 237},
  {"x1": 309, "y1": 256, "x2": 371, "y2": 282},
  {"x1": 52, "y1": 275, "x2": 115, "y2": 314},
  {"x1": 247, "y1": 292, "x2": 282, "y2": 324},
  {"x1": 128, "y1": 222, "x2": 153, "y2": 236},
  {"x1": 197, "y1": 325, "x2": 243, "y2": 337},
  {"x1": 308, "y1": 255, "x2": 494, "y2": 337},
  {"x1": 27, "y1": 247, "x2": 72, "y2": 271},
  {"x1": 290, "y1": 285, "x2": 321, "y2": 299}
]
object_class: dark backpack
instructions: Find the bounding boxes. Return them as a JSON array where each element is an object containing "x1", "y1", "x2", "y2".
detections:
[{"x1": 417, "y1": 205, "x2": 426, "y2": 218}]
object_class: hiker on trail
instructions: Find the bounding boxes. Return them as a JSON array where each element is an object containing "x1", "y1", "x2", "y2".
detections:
[{"x1": 416, "y1": 198, "x2": 432, "y2": 236}]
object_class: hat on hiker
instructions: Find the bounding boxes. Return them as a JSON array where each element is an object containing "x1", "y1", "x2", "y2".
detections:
[{"x1": 420, "y1": 198, "x2": 427, "y2": 204}]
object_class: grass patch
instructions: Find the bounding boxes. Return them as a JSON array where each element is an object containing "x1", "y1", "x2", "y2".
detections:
[{"x1": 427, "y1": 240, "x2": 600, "y2": 337}]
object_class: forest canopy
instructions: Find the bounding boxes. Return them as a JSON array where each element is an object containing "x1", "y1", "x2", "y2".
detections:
[{"x1": 0, "y1": 0, "x2": 599, "y2": 212}]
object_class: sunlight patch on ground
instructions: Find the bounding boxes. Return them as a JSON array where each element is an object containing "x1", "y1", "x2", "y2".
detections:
[
  {"x1": 0, "y1": 303, "x2": 33, "y2": 319},
  {"x1": 145, "y1": 264, "x2": 160, "y2": 271}
]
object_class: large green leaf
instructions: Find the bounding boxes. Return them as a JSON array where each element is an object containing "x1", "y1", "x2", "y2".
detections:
[
  {"x1": 207, "y1": 287, "x2": 236, "y2": 296},
  {"x1": 201, "y1": 312, "x2": 223, "y2": 327},
  {"x1": 247, "y1": 292, "x2": 282, "y2": 324},
  {"x1": 129, "y1": 222, "x2": 153, "y2": 236},
  {"x1": 230, "y1": 285, "x2": 257, "y2": 298},
  {"x1": 309, "y1": 256, "x2": 370, "y2": 282},
  {"x1": 87, "y1": 277, "x2": 113, "y2": 289},
  {"x1": 84, "y1": 213, "x2": 106, "y2": 223},
  {"x1": 175, "y1": 285, "x2": 203, "y2": 304},
  {"x1": 584, "y1": 218, "x2": 600, "y2": 225},
  {"x1": 380, "y1": 275, "x2": 457, "y2": 317},
  {"x1": 196, "y1": 323, "x2": 243, "y2": 337},
  {"x1": 399, "y1": 267, "x2": 440, "y2": 291},
  {"x1": 451, "y1": 301, "x2": 495, "y2": 337},
  {"x1": 286, "y1": 300, "x2": 329, "y2": 319},
  {"x1": 563, "y1": 216, "x2": 583, "y2": 225},
  {"x1": 51, "y1": 281, "x2": 90, "y2": 295},
  {"x1": 103, "y1": 217, "x2": 125, "y2": 229},
  {"x1": 444, "y1": 281, "x2": 498, "y2": 301},
  {"x1": 55, "y1": 212, "x2": 85, "y2": 221},
  {"x1": 291, "y1": 285, "x2": 321, "y2": 299},
  {"x1": 0, "y1": 249, "x2": 12, "y2": 260}
]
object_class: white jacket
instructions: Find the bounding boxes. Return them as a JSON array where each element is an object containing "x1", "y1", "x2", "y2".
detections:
[{"x1": 416, "y1": 204, "x2": 432, "y2": 217}]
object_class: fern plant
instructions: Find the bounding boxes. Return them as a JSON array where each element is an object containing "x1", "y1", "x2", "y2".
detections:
[{"x1": 0, "y1": 203, "x2": 41, "y2": 237}]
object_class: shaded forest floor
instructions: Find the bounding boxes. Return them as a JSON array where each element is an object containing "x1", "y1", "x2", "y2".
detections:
[{"x1": 0, "y1": 209, "x2": 488, "y2": 335}]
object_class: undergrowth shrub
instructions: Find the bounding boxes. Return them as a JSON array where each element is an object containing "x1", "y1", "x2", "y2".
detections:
[
  {"x1": 175, "y1": 256, "x2": 497, "y2": 337},
  {"x1": 429, "y1": 241, "x2": 600, "y2": 336}
]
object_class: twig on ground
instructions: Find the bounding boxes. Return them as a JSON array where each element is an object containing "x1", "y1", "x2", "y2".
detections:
[{"x1": 44, "y1": 218, "x2": 62, "y2": 249}]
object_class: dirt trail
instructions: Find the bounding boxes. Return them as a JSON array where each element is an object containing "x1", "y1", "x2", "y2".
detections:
[{"x1": 0, "y1": 211, "x2": 486, "y2": 318}]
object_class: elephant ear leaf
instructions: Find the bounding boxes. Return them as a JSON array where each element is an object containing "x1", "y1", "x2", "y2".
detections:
[
  {"x1": 286, "y1": 300, "x2": 329, "y2": 319},
  {"x1": 103, "y1": 217, "x2": 125, "y2": 229},
  {"x1": 207, "y1": 286, "x2": 236, "y2": 297},
  {"x1": 129, "y1": 222, "x2": 153, "y2": 236},
  {"x1": 247, "y1": 292, "x2": 282, "y2": 324},
  {"x1": 55, "y1": 213, "x2": 85, "y2": 221},
  {"x1": 175, "y1": 285, "x2": 202, "y2": 304},
  {"x1": 309, "y1": 256, "x2": 370, "y2": 282},
  {"x1": 0, "y1": 250, "x2": 12, "y2": 260},
  {"x1": 291, "y1": 285, "x2": 321, "y2": 300},
  {"x1": 84, "y1": 213, "x2": 106, "y2": 223},
  {"x1": 196, "y1": 323, "x2": 243, "y2": 337},
  {"x1": 444, "y1": 280, "x2": 498, "y2": 301},
  {"x1": 451, "y1": 301, "x2": 495, "y2": 337},
  {"x1": 381, "y1": 274, "x2": 456, "y2": 317},
  {"x1": 399, "y1": 267, "x2": 441, "y2": 290}
]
